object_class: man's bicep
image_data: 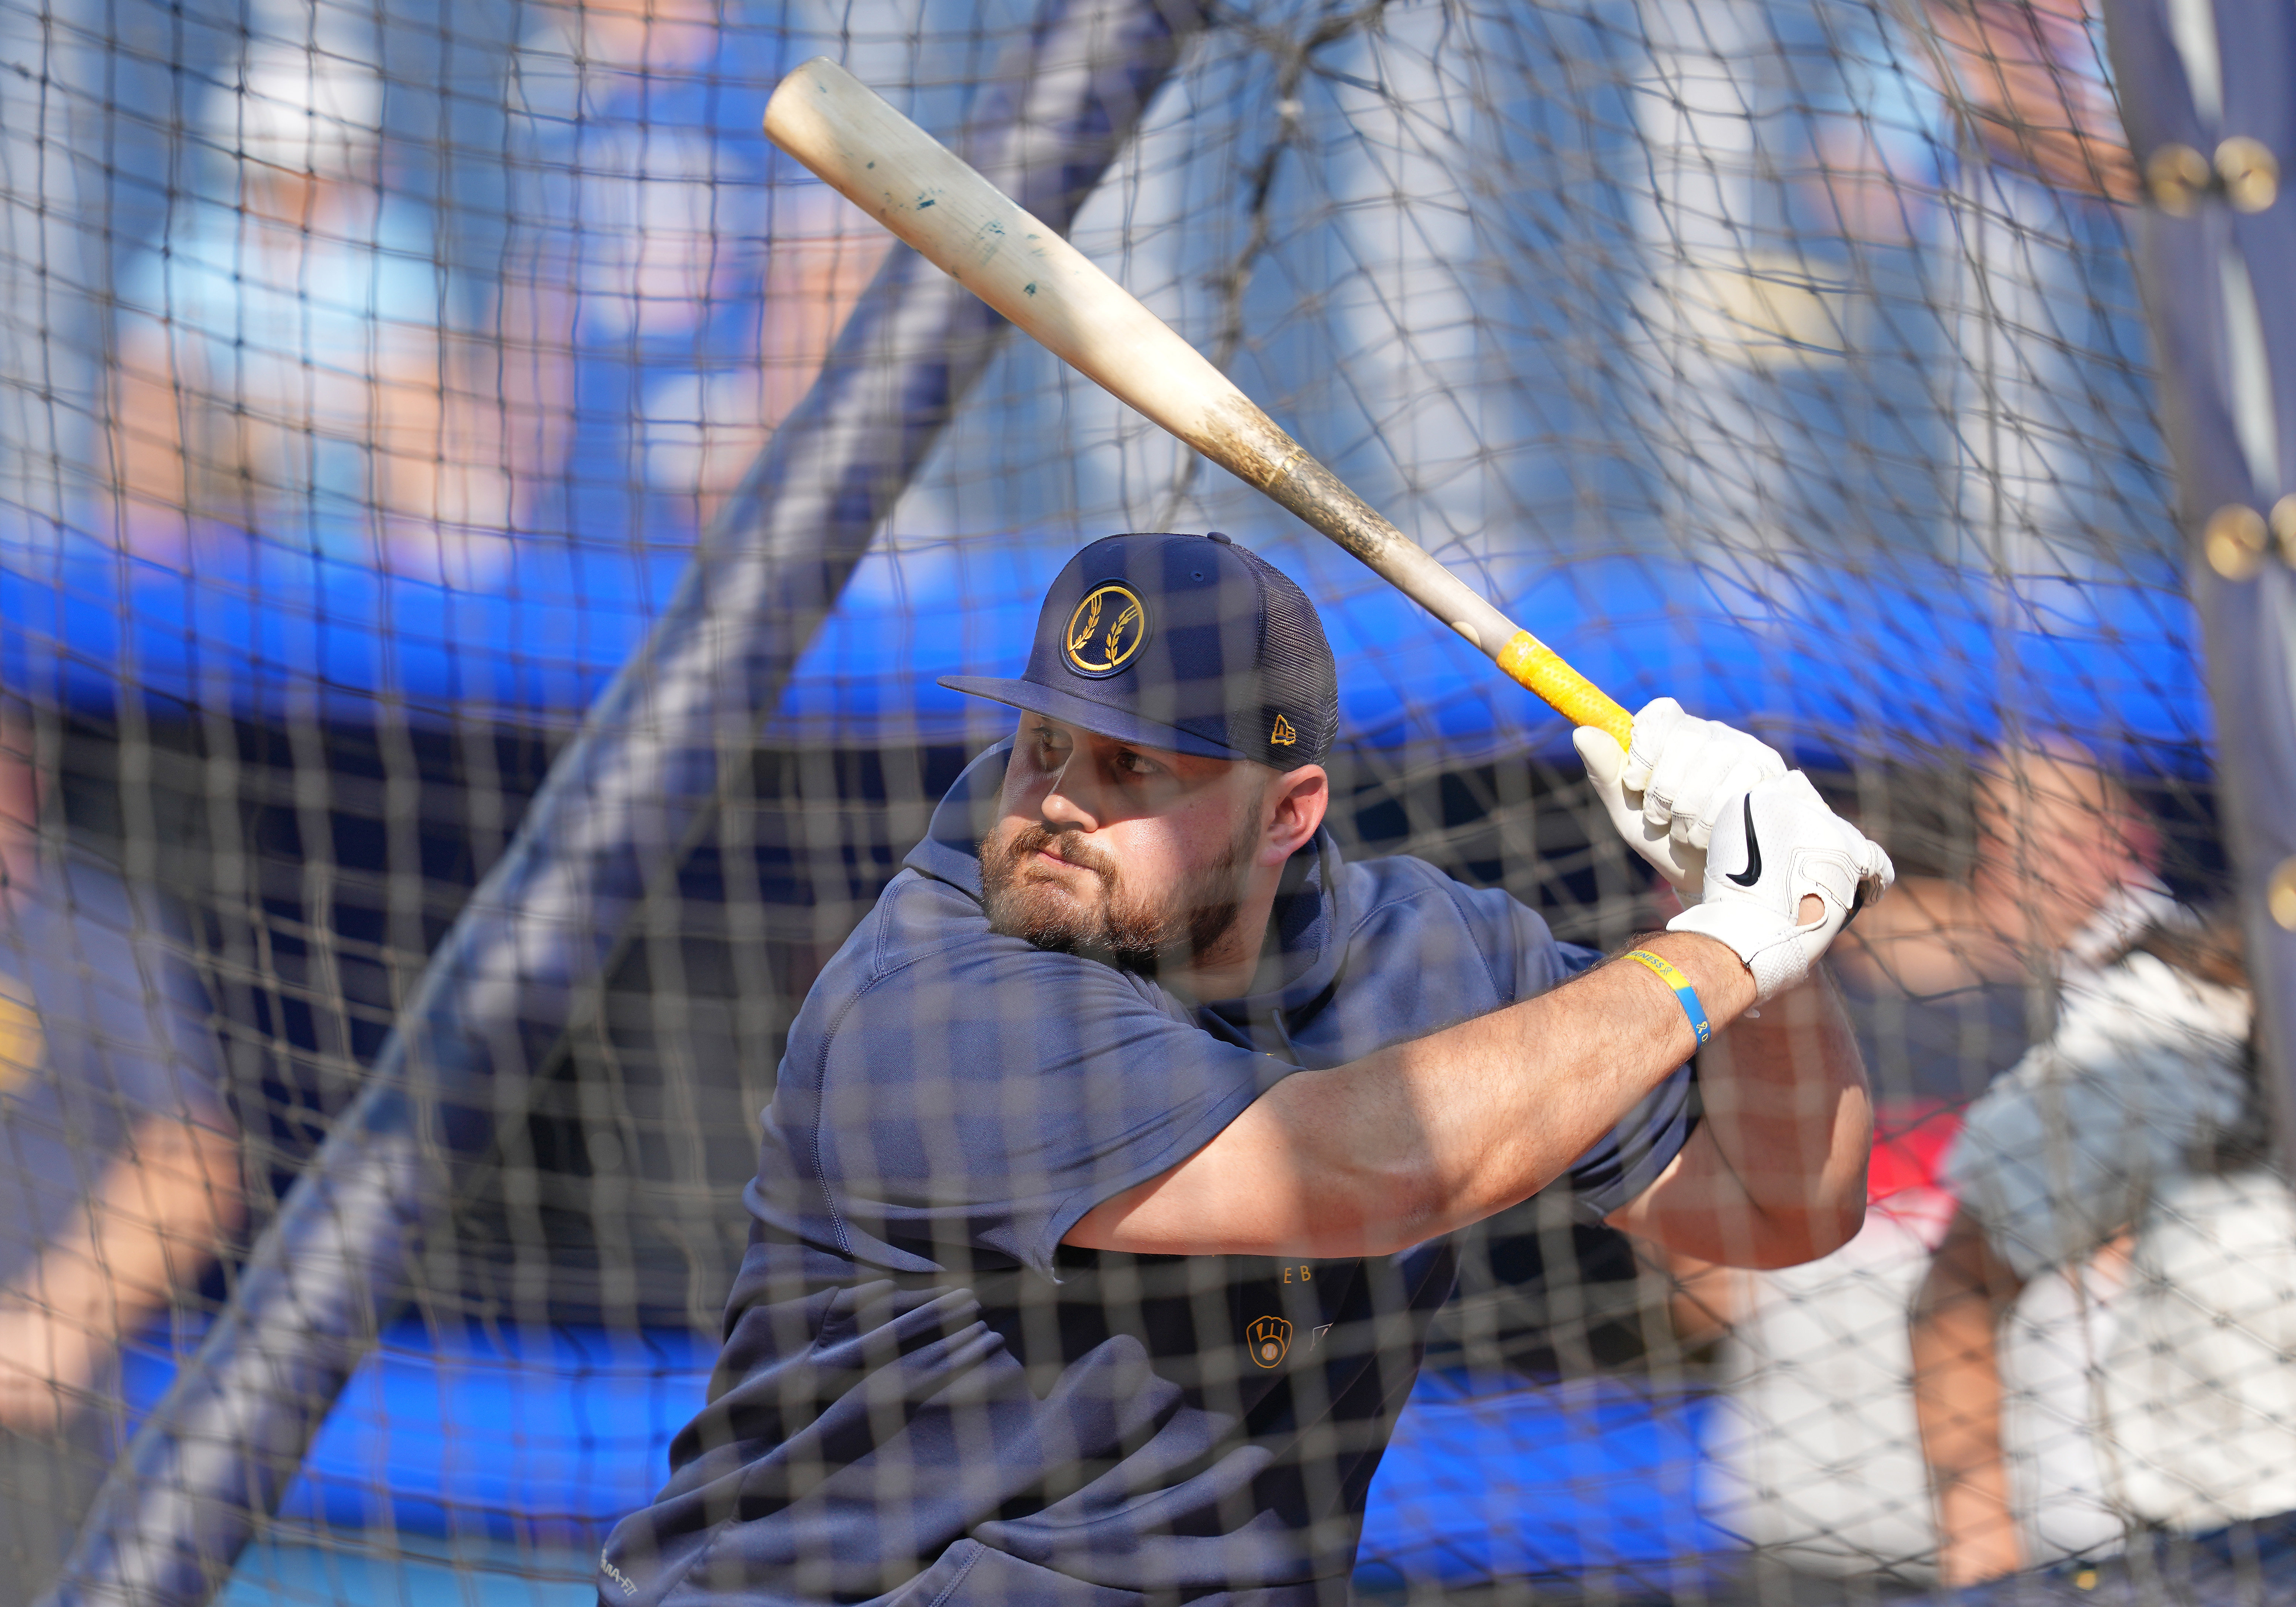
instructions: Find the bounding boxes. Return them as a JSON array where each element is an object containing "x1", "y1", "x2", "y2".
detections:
[
  {"x1": 1602, "y1": 1122, "x2": 1750, "y2": 1255},
  {"x1": 1606, "y1": 1097, "x2": 1865, "y2": 1270},
  {"x1": 1062, "y1": 1090, "x2": 1307, "y2": 1255},
  {"x1": 1062, "y1": 1067, "x2": 1418, "y2": 1260},
  {"x1": 1554, "y1": 1060, "x2": 1700, "y2": 1220}
]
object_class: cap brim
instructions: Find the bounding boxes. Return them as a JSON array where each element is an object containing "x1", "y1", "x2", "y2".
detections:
[{"x1": 938, "y1": 676, "x2": 1241, "y2": 762}]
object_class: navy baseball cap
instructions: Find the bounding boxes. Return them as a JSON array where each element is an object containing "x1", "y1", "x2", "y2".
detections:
[{"x1": 941, "y1": 532, "x2": 1338, "y2": 771}]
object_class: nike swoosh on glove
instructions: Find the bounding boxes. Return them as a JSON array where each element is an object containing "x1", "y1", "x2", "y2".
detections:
[
  {"x1": 1572, "y1": 697, "x2": 1787, "y2": 900},
  {"x1": 1667, "y1": 771, "x2": 1895, "y2": 1002}
]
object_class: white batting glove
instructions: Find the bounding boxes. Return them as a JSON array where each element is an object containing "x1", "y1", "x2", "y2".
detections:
[
  {"x1": 1667, "y1": 772, "x2": 1895, "y2": 1002},
  {"x1": 1572, "y1": 698, "x2": 1787, "y2": 902}
]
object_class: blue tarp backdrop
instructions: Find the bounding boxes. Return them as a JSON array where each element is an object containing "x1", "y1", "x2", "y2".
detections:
[
  {"x1": 2, "y1": 527, "x2": 2210, "y2": 769},
  {"x1": 119, "y1": 1322, "x2": 1731, "y2": 1591}
]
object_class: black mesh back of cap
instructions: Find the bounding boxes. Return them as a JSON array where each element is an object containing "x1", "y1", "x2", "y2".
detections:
[{"x1": 1233, "y1": 545, "x2": 1338, "y2": 768}]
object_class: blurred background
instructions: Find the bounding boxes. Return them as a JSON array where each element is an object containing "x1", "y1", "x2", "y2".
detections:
[{"x1": 0, "y1": 0, "x2": 2283, "y2": 1601}]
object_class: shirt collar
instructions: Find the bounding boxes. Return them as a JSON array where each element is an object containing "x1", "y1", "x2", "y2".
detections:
[
  {"x1": 904, "y1": 742, "x2": 1350, "y2": 1045},
  {"x1": 903, "y1": 742, "x2": 1007, "y2": 901}
]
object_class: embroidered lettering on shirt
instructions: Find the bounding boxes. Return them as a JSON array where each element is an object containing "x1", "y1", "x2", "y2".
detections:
[{"x1": 601, "y1": 1551, "x2": 639, "y2": 1598}]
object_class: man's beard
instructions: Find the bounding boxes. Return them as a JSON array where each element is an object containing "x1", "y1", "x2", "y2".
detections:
[{"x1": 979, "y1": 816, "x2": 1259, "y2": 972}]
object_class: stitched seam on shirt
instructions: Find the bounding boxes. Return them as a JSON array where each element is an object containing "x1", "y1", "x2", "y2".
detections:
[
  {"x1": 866, "y1": 878, "x2": 1007, "y2": 985},
  {"x1": 1354, "y1": 872, "x2": 1514, "y2": 1002},
  {"x1": 807, "y1": 891, "x2": 980, "y2": 1262},
  {"x1": 1431, "y1": 873, "x2": 1515, "y2": 1000},
  {"x1": 810, "y1": 990, "x2": 870, "y2": 1258},
  {"x1": 920, "y1": 1541, "x2": 983, "y2": 1607},
  {"x1": 1035, "y1": 1072, "x2": 1281, "y2": 1276},
  {"x1": 872, "y1": 874, "x2": 908, "y2": 973}
]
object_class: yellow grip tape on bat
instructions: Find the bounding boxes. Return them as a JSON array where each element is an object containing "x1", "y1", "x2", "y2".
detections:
[{"x1": 1497, "y1": 630, "x2": 1634, "y2": 751}]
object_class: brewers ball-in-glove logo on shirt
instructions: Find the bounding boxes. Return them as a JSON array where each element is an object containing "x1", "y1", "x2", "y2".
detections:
[
  {"x1": 1245, "y1": 1314, "x2": 1292, "y2": 1369},
  {"x1": 1063, "y1": 582, "x2": 1147, "y2": 677}
]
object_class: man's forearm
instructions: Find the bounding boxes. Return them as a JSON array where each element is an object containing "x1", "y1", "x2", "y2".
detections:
[
  {"x1": 0, "y1": 1112, "x2": 242, "y2": 1431},
  {"x1": 1355, "y1": 930, "x2": 1758, "y2": 1240},
  {"x1": 1071, "y1": 930, "x2": 1755, "y2": 1259}
]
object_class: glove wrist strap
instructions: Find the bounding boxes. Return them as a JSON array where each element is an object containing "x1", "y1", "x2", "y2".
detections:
[{"x1": 1666, "y1": 902, "x2": 1815, "y2": 1004}]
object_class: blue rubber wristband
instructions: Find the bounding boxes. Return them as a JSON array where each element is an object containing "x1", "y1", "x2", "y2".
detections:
[{"x1": 1623, "y1": 948, "x2": 1712, "y2": 1047}]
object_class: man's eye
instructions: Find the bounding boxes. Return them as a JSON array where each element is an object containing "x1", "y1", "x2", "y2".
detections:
[{"x1": 1117, "y1": 752, "x2": 1160, "y2": 778}]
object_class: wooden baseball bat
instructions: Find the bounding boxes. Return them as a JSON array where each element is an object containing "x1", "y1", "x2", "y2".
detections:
[{"x1": 763, "y1": 57, "x2": 1634, "y2": 749}]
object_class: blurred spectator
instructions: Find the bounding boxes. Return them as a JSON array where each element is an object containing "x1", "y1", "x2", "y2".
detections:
[
  {"x1": 1836, "y1": 738, "x2": 2165, "y2": 1019},
  {"x1": 1918, "y1": 0, "x2": 2148, "y2": 578},
  {"x1": 495, "y1": 0, "x2": 881, "y2": 549},
  {"x1": 0, "y1": 704, "x2": 241, "y2": 1604},
  {"x1": 1925, "y1": 0, "x2": 2136, "y2": 202},
  {"x1": 109, "y1": 38, "x2": 509, "y2": 579},
  {"x1": 0, "y1": 0, "x2": 240, "y2": 538},
  {"x1": 1912, "y1": 919, "x2": 2294, "y2": 1584},
  {"x1": 1626, "y1": 0, "x2": 1803, "y2": 581},
  {"x1": 1687, "y1": 739, "x2": 2166, "y2": 1581}
]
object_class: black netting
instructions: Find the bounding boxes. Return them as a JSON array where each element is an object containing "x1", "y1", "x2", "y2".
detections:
[{"x1": 0, "y1": 0, "x2": 2279, "y2": 1604}]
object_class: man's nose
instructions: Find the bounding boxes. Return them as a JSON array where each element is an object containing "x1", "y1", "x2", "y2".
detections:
[{"x1": 1038, "y1": 770, "x2": 1099, "y2": 832}]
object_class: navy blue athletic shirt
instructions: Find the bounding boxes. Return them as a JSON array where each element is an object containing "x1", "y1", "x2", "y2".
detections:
[{"x1": 602, "y1": 744, "x2": 1697, "y2": 1607}]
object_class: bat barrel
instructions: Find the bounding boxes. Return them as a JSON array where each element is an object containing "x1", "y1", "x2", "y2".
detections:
[
  {"x1": 1256, "y1": 452, "x2": 1634, "y2": 749},
  {"x1": 766, "y1": 57, "x2": 1636, "y2": 751}
]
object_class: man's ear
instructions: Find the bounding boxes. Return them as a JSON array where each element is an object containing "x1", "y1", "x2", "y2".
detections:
[{"x1": 1262, "y1": 765, "x2": 1329, "y2": 863}]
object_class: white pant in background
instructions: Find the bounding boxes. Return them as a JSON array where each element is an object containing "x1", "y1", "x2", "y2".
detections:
[{"x1": 1701, "y1": 1192, "x2": 2120, "y2": 1580}]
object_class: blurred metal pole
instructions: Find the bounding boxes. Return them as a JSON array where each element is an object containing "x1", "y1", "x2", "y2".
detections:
[
  {"x1": 39, "y1": 3, "x2": 1205, "y2": 1603},
  {"x1": 2099, "y1": 0, "x2": 2296, "y2": 1158}
]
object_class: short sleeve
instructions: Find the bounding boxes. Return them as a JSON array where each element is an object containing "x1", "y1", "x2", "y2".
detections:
[
  {"x1": 804, "y1": 884, "x2": 1296, "y2": 1279},
  {"x1": 1560, "y1": 1063, "x2": 1699, "y2": 1222},
  {"x1": 54, "y1": 858, "x2": 230, "y2": 1129},
  {"x1": 0, "y1": 860, "x2": 232, "y2": 1288}
]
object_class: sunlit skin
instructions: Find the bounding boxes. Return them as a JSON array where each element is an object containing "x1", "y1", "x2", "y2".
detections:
[
  {"x1": 1910, "y1": 1206, "x2": 2035, "y2": 1585},
  {"x1": 992, "y1": 715, "x2": 1874, "y2": 1270},
  {"x1": 111, "y1": 143, "x2": 510, "y2": 549},
  {"x1": 985, "y1": 715, "x2": 1316, "y2": 998},
  {"x1": 1926, "y1": 0, "x2": 2138, "y2": 203},
  {"x1": 0, "y1": 715, "x2": 243, "y2": 1431},
  {"x1": 1674, "y1": 747, "x2": 2141, "y2": 1339},
  {"x1": 1968, "y1": 752, "x2": 2146, "y2": 962},
  {"x1": 1910, "y1": 1206, "x2": 2138, "y2": 1584},
  {"x1": 1906, "y1": 914, "x2": 2246, "y2": 1583},
  {"x1": 1834, "y1": 743, "x2": 2148, "y2": 998}
]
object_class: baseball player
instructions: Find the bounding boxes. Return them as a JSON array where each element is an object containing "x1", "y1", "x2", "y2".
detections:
[{"x1": 602, "y1": 532, "x2": 1892, "y2": 1607}]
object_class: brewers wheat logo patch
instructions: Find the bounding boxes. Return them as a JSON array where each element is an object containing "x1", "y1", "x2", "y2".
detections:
[
  {"x1": 1063, "y1": 583, "x2": 1148, "y2": 677},
  {"x1": 1245, "y1": 1314, "x2": 1292, "y2": 1369}
]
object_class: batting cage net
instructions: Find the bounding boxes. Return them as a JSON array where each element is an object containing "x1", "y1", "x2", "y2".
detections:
[{"x1": 0, "y1": 0, "x2": 2274, "y2": 1602}]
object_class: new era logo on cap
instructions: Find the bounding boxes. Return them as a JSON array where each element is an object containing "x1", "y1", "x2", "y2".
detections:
[{"x1": 939, "y1": 533, "x2": 1338, "y2": 770}]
